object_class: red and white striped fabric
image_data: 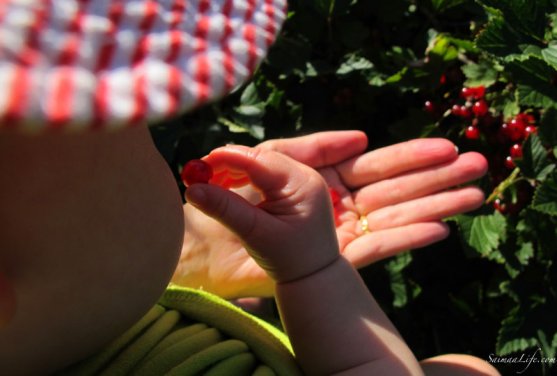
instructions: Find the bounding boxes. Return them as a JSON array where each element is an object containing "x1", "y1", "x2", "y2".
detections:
[{"x1": 0, "y1": 0, "x2": 287, "y2": 132}]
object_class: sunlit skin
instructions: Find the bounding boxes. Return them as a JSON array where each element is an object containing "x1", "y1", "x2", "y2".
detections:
[
  {"x1": 1, "y1": 128, "x2": 499, "y2": 375},
  {"x1": 173, "y1": 131, "x2": 488, "y2": 299},
  {"x1": 181, "y1": 141, "x2": 498, "y2": 375}
]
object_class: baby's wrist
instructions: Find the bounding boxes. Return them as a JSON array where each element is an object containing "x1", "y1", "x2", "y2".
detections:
[{"x1": 274, "y1": 252, "x2": 343, "y2": 287}]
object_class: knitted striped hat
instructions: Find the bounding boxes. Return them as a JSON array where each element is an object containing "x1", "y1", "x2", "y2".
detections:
[{"x1": 0, "y1": 0, "x2": 287, "y2": 132}]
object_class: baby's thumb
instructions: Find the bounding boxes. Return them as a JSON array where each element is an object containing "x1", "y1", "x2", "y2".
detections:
[{"x1": 185, "y1": 184, "x2": 269, "y2": 245}]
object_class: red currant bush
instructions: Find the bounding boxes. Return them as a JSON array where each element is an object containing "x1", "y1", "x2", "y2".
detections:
[{"x1": 181, "y1": 159, "x2": 213, "y2": 187}]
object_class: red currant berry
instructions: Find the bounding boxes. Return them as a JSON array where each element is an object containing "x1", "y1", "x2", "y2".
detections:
[
  {"x1": 465, "y1": 125, "x2": 480, "y2": 140},
  {"x1": 504, "y1": 156, "x2": 515, "y2": 169},
  {"x1": 329, "y1": 187, "x2": 341, "y2": 205},
  {"x1": 439, "y1": 74, "x2": 447, "y2": 85},
  {"x1": 460, "y1": 86, "x2": 485, "y2": 99},
  {"x1": 510, "y1": 143, "x2": 523, "y2": 159},
  {"x1": 424, "y1": 100, "x2": 436, "y2": 114},
  {"x1": 516, "y1": 113, "x2": 535, "y2": 125},
  {"x1": 181, "y1": 159, "x2": 213, "y2": 187},
  {"x1": 524, "y1": 125, "x2": 537, "y2": 137},
  {"x1": 473, "y1": 86, "x2": 486, "y2": 99},
  {"x1": 452, "y1": 104, "x2": 471, "y2": 118},
  {"x1": 501, "y1": 118, "x2": 526, "y2": 142},
  {"x1": 493, "y1": 198, "x2": 507, "y2": 214},
  {"x1": 460, "y1": 87, "x2": 474, "y2": 99},
  {"x1": 472, "y1": 99, "x2": 489, "y2": 117},
  {"x1": 328, "y1": 187, "x2": 343, "y2": 226}
]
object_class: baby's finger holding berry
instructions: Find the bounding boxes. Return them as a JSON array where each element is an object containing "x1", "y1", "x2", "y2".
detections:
[{"x1": 185, "y1": 145, "x2": 340, "y2": 284}]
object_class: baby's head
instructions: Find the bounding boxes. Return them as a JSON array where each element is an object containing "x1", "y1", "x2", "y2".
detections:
[{"x1": 0, "y1": 0, "x2": 287, "y2": 373}]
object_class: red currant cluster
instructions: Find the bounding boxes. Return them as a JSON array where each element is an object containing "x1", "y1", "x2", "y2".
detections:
[
  {"x1": 423, "y1": 79, "x2": 540, "y2": 215},
  {"x1": 424, "y1": 85, "x2": 491, "y2": 141},
  {"x1": 498, "y1": 113, "x2": 537, "y2": 169}
]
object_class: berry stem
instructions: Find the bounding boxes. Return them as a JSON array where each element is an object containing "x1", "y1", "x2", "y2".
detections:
[{"x1": 486, "y1": 167, "x2": 521, "y2": 204}]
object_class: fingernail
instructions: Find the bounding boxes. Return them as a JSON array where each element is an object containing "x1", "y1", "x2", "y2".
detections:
[{"x1": 454, "y1": 145, "x2": 459, "y2": 154}]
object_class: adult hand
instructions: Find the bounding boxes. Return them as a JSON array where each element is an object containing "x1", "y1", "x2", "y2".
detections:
[{"x1": 171, "y1": 131, "x2": 487, "y2": 298}]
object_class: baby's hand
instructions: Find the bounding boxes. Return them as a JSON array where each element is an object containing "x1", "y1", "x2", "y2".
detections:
[{"x1": 185, "y1": 145, "x2": 340, "y2": 284}]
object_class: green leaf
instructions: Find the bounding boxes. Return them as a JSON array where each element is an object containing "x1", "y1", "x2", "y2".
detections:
[
  {"x1": 507, "y1": 57, "x2": 557, "y2": 107},
  {"x1": 532, "y1": 172, "x2": 557, "y2": 216},
  {"x1": 336, "y1": 54, "x2": 374, "y2": 75},
  {"x1": 516, "y1": 241, "x2": 534, "y2": 266},
  {"x1": 542, "y1": 42, "x2": 557, "y2": 70},
  {"x1": 385, "y1": 253, "x2": 418, "y2": 308},
  {"x1": 430, "y1": 0, "x2": 467, "y2": 12},
  {"x1": 427, "y1": 33, "x2": 463, "y2": 62},
  {"x1": 461, "y1": 60, "x2": 498, "y2": 87},
  {"x1": 456, "y1": 212, "x2": 507, "y2": 259},
  {"x1": 503, "y1": 241, "x2": 534, "y2": 278},
  {"x1": 515, "y1": 134, "x2": 554, "y2": 180},
  {"x1": 234, "y1": 105, "x2": 264, "y2": 117},
  {"x1": 217, "y1": 116, "x2": 265, "y2": 140},
  {"x1": 488, "y1": 88, "x2": 519, "y2": 119},
  {"x1": 538, "y1": 330, "x2": 557, "y2": 359},
  {"x1": 240, "y1": 83, "x2": 262, "y2": 106},
  {"x1": 496, "y1": 298, "x2": 557, "y2": 357},
  {"x1": 477, "y1": 0, "x2": 550, "y2": 42},
  {"x1": 475, "y1": 16, "x2": 529, "y2": 58},
  {"x1": 497, "y1": 307, "x2": 538, "y2": 355}
]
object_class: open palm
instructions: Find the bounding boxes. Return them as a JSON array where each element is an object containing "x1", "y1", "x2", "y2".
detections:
[{"x1": 171, "y1": 131, "x2": 487, "y2": 299}]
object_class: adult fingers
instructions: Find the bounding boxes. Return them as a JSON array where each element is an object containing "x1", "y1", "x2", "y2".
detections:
[
  {"x1": 364, "y1": 186, "x2": 485, "y2": 231},
  {"x1": 258, "y1": 130, "x2": 368, "y2": 168},
  {"x1": 342, "y1": 222, "x2": 450, "y2": 269},
  {"x1": 353, "y1": 152, "x2": 488, "y2": 214},
  {"x1": 336, "y1": 138, "x2": 459, "y2": 189}
]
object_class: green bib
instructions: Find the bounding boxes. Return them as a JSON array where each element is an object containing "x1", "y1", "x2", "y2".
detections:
[{"x1": 59, "y1": 285, "x2": 302, "y2": 376}]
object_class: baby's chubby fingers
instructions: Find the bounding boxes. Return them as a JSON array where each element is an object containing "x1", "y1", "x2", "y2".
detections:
[{"x1": 185, "y1": 145, "x2": 339, "y2": 283}]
